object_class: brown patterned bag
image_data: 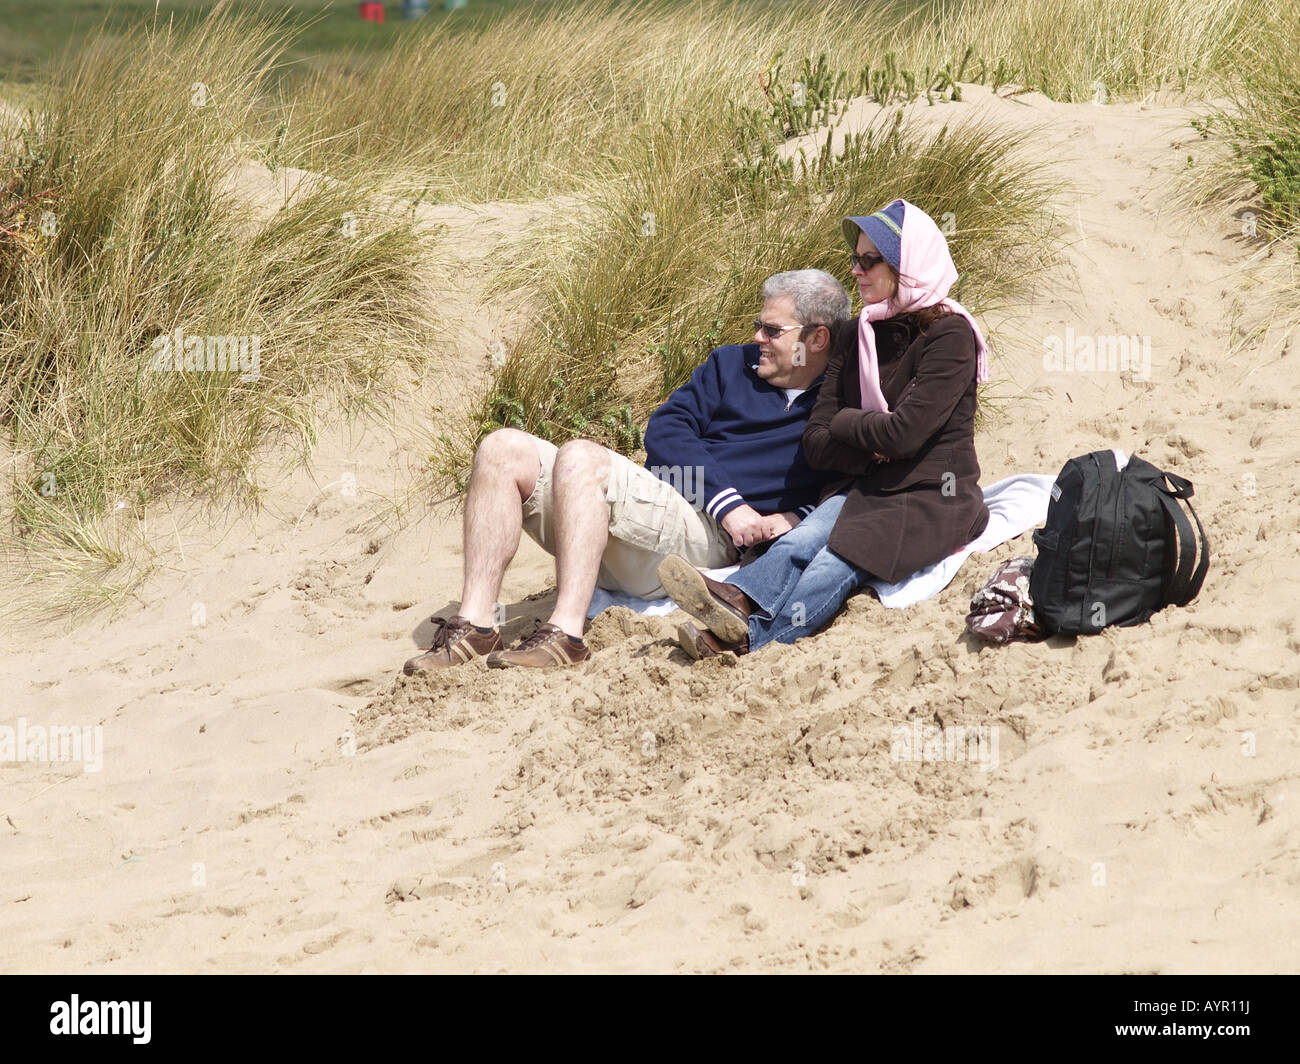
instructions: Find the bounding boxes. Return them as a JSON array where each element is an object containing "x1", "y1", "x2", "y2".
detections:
[{"x1": 965, "y1": 556, "x2": 1046, "y2": 644}]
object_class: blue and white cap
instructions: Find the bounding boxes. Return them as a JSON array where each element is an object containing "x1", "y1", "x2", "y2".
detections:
[{"x1": 842, "y1": 200, "x2": 905, "y2": 271}]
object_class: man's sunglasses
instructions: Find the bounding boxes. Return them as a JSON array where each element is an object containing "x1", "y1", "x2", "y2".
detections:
[
  {"x1": 753, "y1": 320, "x2": 825, "y2": 340},
  {"x1": 850, "y1": 250, "x2": 887, "y2": 271}
]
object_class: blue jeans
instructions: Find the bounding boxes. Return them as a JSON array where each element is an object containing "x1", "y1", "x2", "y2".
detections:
[{"x1": 727, "y1": 492, "x2": 870, "y2": 651}]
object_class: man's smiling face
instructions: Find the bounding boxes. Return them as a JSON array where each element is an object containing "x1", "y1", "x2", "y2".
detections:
[{"x1": 754, "y1": 295, "x2": 807, "y2": 389}]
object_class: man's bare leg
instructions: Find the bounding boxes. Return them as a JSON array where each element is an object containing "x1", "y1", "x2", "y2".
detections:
[
  {"x1": 547, "y1": 439, "x2": 611, "y2": 638},
  {"x1": 459, "y1": 428, "x2": 540, "y2": 628}
]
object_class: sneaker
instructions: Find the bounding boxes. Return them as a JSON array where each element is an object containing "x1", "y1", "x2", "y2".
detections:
[
  {"x1": 486, "y1": 623, "x2": 591, "y2": 669},
  {"x1": 657, "y1": 555, "x2": 752, "y2": 644},
  {"x1": 677, "y1": 621, "x2": 748, "y2": 660},
  {"x1": 403, "y1": 615, "x2": 502, "y2": 675}
]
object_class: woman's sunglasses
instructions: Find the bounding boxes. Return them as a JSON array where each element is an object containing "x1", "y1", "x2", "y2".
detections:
[{"x1": 850, "y1": 251, "x2": 887, "y2": 271}]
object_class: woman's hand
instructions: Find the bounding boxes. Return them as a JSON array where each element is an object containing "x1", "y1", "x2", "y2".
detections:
[
  {"x1": 827, "y1": 316, "x2": 977, "y2": 461},
  {"x1": 762, "y1": 511, "x2": 802, "y2": 538}
]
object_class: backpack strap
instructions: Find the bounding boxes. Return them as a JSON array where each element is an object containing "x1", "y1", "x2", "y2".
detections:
[
  {"x1": 1162, "y1": 469, "x2": 1195, "y2": 500},
  {"x1": 1155, "y1": 487, "x2": 1210, "y2": 607}
]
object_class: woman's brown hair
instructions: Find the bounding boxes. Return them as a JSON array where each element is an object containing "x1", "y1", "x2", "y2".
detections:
[
  {"x1": 911, "y1": 303, "x2": 953, "y2": 332},
  {"x1": 886, "y1": 263, "x2": 953, "y2": 332}
]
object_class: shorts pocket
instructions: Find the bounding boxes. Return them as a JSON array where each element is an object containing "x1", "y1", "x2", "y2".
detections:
[{"x1": 610, "y1": 474, "x2": 687, "y2": 554}]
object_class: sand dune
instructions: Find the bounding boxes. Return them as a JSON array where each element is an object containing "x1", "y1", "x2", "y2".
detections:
[{"x1": 2, "y1": 85, "x2": 1297, "y2": 973}]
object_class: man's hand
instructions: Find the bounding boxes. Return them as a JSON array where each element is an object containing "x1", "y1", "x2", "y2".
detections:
[
  {"x1": 720, "y1": 504, "x2": 771, "y2": 549},
  {"x1": 762, "y1": 511, "x2": 801, "y2": 538}
]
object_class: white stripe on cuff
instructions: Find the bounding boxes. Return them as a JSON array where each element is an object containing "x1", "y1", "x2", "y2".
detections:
[{"x1": 706, "y1": 487, "x2": 741, "y2": 519}]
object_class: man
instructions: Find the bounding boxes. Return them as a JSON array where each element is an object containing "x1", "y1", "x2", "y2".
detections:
[{"x1": 403, "y1": 268, "x2": 851, "y2": 673}]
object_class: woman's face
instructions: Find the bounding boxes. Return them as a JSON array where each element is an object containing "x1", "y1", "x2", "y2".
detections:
[{"x1": 851, "y1": 232, "x2": 898, "y2": 306}]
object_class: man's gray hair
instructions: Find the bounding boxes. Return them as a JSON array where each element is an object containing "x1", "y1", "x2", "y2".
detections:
[{"x1": 761, "y1": 269, "x2": 852, "y2": 328}]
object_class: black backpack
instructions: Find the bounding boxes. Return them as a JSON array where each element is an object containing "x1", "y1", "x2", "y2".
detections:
[{"x1": 1030, "y1": 450, "x2": 1209, "y2": 635}]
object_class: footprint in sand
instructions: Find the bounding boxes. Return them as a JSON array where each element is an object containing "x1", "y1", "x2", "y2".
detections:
[{"x1": 1150, "y1": 295, "x2": 1196, "y2": 324}]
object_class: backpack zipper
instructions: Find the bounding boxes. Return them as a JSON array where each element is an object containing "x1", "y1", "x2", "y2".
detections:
[
  {"x1": 1082, "y1": 453, "x2": 1102, "y2": 630},
  {"x1": 1105, "y1": 463, "x2": 1126, "y2": 582}
]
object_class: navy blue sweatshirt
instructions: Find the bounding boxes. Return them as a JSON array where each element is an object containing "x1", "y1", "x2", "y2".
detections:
[{"x1": 642, "y1": 343, "x2": 840, "y2": 524}]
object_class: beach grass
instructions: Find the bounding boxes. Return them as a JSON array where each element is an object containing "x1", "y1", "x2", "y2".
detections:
[
  {"x1": 1194, "y1": 0, "x2": 1300, "y2": 234},
  {"x1": 285, "y1": 0, "x2": 1272, "y2": 204},
  {"x1": 0, "y1": 0, "x2": 535, "y2": 83},
  {"x1": 1175, "y1": 0, "x2": 1300, "y2": 329},
  {"x1": 0, "y1": 8, "x2": 433, "y2": 610}
]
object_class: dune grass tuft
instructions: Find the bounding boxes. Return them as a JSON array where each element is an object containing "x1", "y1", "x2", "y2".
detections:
[
  {"x1": 0, "y1": 8, "x2": 434, "y2": 607},
  {"x1": 1193, "y1": 0, "x2": 1300, "y2": 235}
]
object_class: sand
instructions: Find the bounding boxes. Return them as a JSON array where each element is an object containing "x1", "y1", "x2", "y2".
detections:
[{"x1": 2, "y1": 84, "x2": 1298, "y2": 974}]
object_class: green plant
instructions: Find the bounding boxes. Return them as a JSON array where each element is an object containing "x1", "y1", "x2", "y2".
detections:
[
  {"x1": 1250, "y1": 133, "x2": 1300, "y2": 226},
  {"x1": 1190, "y1": 0, "x2": 1300, "y2": 249}
]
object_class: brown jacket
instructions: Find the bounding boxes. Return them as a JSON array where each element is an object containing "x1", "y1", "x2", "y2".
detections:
[{"x1": 800, "y1": 311, "x2": 989, "y2": 583}]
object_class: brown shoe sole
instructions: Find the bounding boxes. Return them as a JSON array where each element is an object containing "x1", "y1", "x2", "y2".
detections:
[
  {"x1": 677, "y1": 621, "x2": 707, "y2": 660},
  {"x1": 677, "y1": 621, "x2": 747, "y2": 660},
  {"x1": 486, "y1": 651, "x2": 587, "y2": 669},
  {"x1": 658, "y1": 555, "x2": 749, "y2": 644}
]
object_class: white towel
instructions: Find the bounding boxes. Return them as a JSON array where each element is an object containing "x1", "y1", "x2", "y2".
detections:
[{"x1": 585, "y1": 472, "x2": 1057, "y2": 618}]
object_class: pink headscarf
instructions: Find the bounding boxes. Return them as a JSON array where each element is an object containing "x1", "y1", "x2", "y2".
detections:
[{"x1": 856, "y1": 199, "x2": 988, "y2": 412}]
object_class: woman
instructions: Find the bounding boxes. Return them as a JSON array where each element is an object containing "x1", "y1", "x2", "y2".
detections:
[{"x1": 658, "y1": 199, "x2": 990, "y2": 657}]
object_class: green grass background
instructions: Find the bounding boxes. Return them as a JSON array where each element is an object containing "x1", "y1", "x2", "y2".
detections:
[{"x1": 0, "y1": 0, "x2": 906, "y2": 83}]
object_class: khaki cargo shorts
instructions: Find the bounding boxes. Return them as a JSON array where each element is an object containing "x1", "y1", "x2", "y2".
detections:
[{"x1": 521, "y1": 435, "x2": 738, "y2": 598}]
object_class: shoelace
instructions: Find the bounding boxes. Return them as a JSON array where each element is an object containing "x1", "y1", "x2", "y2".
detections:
[
  {"x1": 426, "y1": 616, "x2": 470, "y2": 650},
  {"x1": 514, "y1": 624, "x2": 561, "y2": 651}
]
